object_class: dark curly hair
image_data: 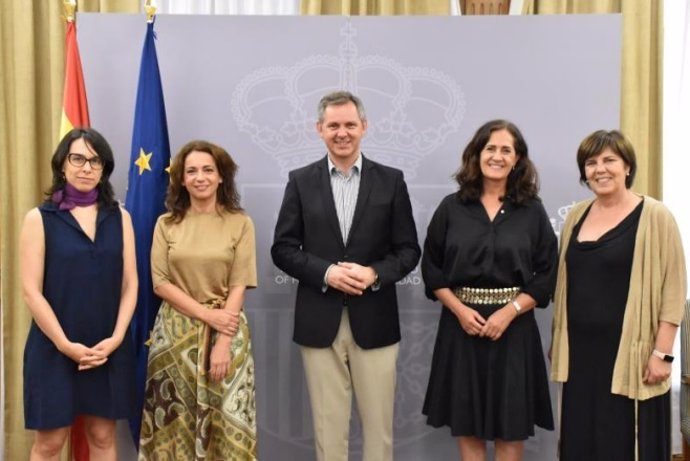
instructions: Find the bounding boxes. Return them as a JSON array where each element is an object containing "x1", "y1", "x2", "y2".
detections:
[
  {"x1": 454, "y1": 119, "x2": 539, "y2": 204},
  {"x1": 165, "y1": 140, "x2": 243, "y2": 223},
  {"x1": 45, "y1": 127, "x2": 118, "y2": 209}
]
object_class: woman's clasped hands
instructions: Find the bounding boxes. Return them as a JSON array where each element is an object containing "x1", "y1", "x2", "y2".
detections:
[
  {"x1": 204, "y1": 308, "x2": 240, "y2": 336},
  {"x1": 456, "y1": 303, "x2": 516, "y2": 341},
  {"x1": 60, "y1": 336, "x2": 122, "y2": 371}
]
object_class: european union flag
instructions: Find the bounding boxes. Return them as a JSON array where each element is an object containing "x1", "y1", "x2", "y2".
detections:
[{"x1": 124, "y1": 18, "x2": 170, "y2": 448}]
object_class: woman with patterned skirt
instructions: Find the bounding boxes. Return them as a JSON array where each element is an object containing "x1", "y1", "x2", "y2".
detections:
[{"x1": 139, "y1": 140, "x2": 258, "y2": 460}]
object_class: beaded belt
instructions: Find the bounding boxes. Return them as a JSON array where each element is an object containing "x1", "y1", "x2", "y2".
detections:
[{"x1": 453, "y1": 286, "x2": 521, "y2": 305}]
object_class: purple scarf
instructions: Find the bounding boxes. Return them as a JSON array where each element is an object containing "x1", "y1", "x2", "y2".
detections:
[{"x1": 51, "y1": 183, "x2": 98, "y2": 210}]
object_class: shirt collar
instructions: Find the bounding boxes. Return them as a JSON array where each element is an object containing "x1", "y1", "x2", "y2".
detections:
[{"x1": 328, "y1": 154, "x2": 362, "y2": 177}]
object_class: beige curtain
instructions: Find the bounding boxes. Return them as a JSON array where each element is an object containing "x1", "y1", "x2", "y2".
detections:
[
  {"x1": 79, "y1": 0, "x2": 140, "y2": 11},
  {"x1": 302, "y1": 0, "x2": 451, "y2": 15},
  {"x1": 523, "y1": 0, "x2": 663, "y2": 198},
  {"x1": 1, "y1": 1, "x2": 139, "y2": 460}
]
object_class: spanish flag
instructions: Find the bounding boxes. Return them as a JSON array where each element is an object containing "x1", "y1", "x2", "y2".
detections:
[
  {"x1": 61, "y1": 5, "x2": 91, "y2": 460},
  {"x1": 60, "y1": 8, "x2": 89, "y2": 138}
]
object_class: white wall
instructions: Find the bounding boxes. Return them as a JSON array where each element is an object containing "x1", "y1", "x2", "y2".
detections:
[{"x1": 664, "y1": 0, "x2": 690, "y2": 454}]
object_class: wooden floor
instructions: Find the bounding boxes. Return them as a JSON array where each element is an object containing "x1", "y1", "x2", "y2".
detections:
[{"x1": 673, "y1": 439, "x2": 690, "y2": 460}]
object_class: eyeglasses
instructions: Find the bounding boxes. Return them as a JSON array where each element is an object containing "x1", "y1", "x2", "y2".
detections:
[{"x1": 67, "y1": 153, "x2": 104, "y2": 170}]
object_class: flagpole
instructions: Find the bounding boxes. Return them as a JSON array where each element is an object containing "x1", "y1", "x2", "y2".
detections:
[
  {"x1": 63, "y1": 0, "x2": 76, "y2": 22},
  {"x1": 145, "y1": 0, "x2": 156, "y2": 23},
  {"x1": 61, "y1": 4, "x2": 91, "y2": 458},
  {"x1": 126, "y1": 6, "x2": 172, "y2": 448}
]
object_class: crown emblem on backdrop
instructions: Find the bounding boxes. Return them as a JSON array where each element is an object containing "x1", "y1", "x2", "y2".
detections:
[
  {"x1": 231, "y1": 21, "x2": 466, "y2": 178},
  {"x1": 548, "y1": 202, "x2": 576, "y2": 241}
]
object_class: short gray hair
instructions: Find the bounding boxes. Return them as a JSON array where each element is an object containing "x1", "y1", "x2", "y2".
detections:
[{"x1": 317, "y1": 91, "x2": 367, "y2": 122}]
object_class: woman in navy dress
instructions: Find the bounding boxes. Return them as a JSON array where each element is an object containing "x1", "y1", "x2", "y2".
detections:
[
  {"x1": 21, "y1": 127, "x2": 137, "y2": 460},
  {"x1": 422, "y1": 120, "x2": 557, "y2": 460}
]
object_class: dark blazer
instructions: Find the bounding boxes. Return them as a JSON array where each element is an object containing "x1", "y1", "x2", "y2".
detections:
[{"x1": 271, "y1": 155, "x2": 420, "y2": 349}]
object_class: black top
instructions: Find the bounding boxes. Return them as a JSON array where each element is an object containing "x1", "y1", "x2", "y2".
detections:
[
  {"x1": 566, "y1": 200, "x2": 644, "y2": 338},
  {"x1": 422, "y1": 193, "x2": 558, "y2": 306}
]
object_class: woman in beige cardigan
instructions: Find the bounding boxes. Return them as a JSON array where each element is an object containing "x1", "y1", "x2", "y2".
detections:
[{"x1": 550, "y1": 130, "x2": 686, "y2": 460}]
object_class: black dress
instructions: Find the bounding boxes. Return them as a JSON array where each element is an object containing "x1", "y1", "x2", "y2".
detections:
[
  {"x1": 23, "y1": 203, "x2": 137, "y2": 429},
  {"x1": 560, "y1": 199, "x2": 670, "y2": 461},
  {"x1": 421, "y1": 194, "x2": 557, "y2": 440}
]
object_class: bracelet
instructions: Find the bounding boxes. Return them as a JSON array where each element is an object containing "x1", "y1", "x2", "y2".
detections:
[
  {"x1": 511, "y1": 299, "x2": 522, "y2": 314},
  {"x1": 652, "y1": 349, "x2": 674, "y2": 363}
]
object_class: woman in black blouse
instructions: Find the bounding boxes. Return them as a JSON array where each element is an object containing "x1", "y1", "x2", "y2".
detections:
[{"x1": 422, "y1": 120, "x2": 557, "y2": 461}]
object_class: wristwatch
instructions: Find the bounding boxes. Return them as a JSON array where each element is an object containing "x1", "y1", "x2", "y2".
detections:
[
  {"x1": 511, "y1": 299, "x2": 522, "y2": 314},
  {"x1": 652, "y1": 349, "x2": 674, "y2": 363},
  {"x1": 370, "y1": 272, "x2": 381, "y2": 291}
]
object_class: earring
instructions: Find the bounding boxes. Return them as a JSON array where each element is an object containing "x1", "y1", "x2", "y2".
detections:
[{"x1": 626, "y1": 172, "x2": 630, "y2": 176}]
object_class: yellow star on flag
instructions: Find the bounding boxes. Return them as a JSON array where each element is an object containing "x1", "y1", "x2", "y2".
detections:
[
  {"x1": 134, "y1": 148, "x2": 153, "y2": 175},
  {"x1": 165, "y1": 159, "x2": 172, "y2": 174}
]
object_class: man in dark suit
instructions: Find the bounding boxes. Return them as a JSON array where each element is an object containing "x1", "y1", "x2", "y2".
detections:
[{"x1": 271, "y1": 91, "x2": 420, "y2": 461}]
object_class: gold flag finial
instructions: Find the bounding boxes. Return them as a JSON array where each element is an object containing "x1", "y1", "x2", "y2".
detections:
[
  {"x1": 63, "y1": 0, "x2": 76, "y2": 22},
  {"x1": 145, "y1": 0, "x2": 156, "y2": 23}
]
